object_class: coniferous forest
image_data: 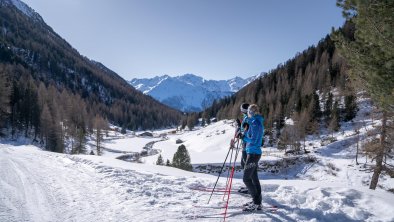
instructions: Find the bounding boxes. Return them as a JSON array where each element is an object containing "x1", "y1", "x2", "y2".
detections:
[
  {"x1": 202, "y1": 30, "x2": 356, "y2": 141},
  {"x1": 0, "y1": 3, "x2": 181, "y2": 153},
  {"x1": 199, "y1": 0, "x2": 394, "y2": 189}
]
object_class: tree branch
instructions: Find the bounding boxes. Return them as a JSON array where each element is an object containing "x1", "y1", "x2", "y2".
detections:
[
  {"x1": 366, "y1": 16, "x2": 394, "y2": 47},
  {"x1": 383, "y1": 161, "x2": 394, "y2": 168}
]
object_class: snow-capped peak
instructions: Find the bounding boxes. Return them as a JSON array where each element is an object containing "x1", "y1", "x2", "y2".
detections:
[
  {"x1": 129, "y1": 73, "x2": 262, "y2": 112},
  {"x1": 176, "y1": 74, "x2": 204, "y2": 85}
]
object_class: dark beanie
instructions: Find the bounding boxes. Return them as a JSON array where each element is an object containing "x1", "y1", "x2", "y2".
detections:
[{"x1": 240, "y1": 103, "x2": 250, "y2": 114}]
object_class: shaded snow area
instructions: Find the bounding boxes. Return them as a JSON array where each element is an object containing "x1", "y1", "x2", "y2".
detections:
[{"x1": 1, "y1": 144, "x2": 393, "y2": 222}]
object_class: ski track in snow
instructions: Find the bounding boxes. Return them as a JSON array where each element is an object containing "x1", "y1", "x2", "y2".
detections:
[{"x1": 1, "y1": 144, "x2": 393, "y2": 222}]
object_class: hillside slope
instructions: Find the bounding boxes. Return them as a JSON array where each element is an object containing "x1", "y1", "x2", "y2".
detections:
[{"x1": 0, "y1": 0, "x2": 181, "y2": 151}]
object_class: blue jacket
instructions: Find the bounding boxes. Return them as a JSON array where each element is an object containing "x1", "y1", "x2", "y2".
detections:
[
  {"x1": 242, "y1": 114, "x2": 264, "y2": 154},
  {"x1": 240, "y1": 114, "x2": 249, "y2": 151},
  {"x1": 240, "y1": 114, "x2": 249, "y2": 133}
]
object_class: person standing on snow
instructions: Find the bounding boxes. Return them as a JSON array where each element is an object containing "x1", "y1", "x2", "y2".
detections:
[
  {"x1": 236, "y1": 103, "x2": 250, "y2": 194},
  {"x1": 237, "y1": 104, "x2": 264, "y2": 212},
  {"x1": 238, "y1": 103, "x2": 250, "y2": 170}
]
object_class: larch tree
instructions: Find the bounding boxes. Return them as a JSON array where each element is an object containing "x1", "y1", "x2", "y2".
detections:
[
  {"x1": 93, "y1": 115, "x2": 108, "y2": 156},
  {"x1": 333, "y1": 0, "x2": 394, "y2": 189}
]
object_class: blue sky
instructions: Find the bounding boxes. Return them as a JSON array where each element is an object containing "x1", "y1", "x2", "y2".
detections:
[{"x1": 23, "y1": 0, "x2": 345, "y2": 80}]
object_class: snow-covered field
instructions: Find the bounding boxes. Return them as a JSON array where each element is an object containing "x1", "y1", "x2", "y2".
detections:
[
  {"x1": 141, "y1": 120, "x2": 236, "y2": 165},
  {"x1": 1, "y1": 143, "x2": 393, "y2": 222},
  {"x1": 1, "y1": 93, "x2": 393, "y2": 222}
]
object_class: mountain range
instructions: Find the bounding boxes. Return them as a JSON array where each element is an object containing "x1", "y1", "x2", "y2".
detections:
[{"x1": 130, "y1": 73, "x2": 263, "y2": 112}]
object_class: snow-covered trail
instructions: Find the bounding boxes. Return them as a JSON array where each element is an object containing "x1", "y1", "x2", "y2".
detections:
[
  {"x1": 1, "y1": 144, "x2": 393, "y2": 222},
  {"x1": 0, "y1": 144, "x2": 222, "y2": 222},
  {"x1": 0, "y1": 145, "x2": 140, "y2": 222}
]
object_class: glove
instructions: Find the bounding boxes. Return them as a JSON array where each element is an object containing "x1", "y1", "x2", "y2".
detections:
[
  {"x1": 236, "y1": 132, "x2": 244, "y2": 139},
  {"x1": 235, "y1": 118, "x2": 241, "y2": 128},
  {"x1": 242, "y1": 122, "x2": 249, "y2": 131}
]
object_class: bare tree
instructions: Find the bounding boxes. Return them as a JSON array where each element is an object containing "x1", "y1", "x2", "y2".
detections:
[{"x1": 93, "y1": 115, "x2": 108, "y2": 156}]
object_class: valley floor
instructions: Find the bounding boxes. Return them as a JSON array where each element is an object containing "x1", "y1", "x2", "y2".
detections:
[{"x1": 1, "y1": 144, "x2": 393, "y2": 222}]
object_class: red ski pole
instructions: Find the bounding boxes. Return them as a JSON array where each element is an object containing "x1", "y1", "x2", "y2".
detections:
[
  {"x1": 222, "y1": 138, "x2": 241, "y2": 222},
  {"x1": 207, "y1": 127, "x2": 239, "y2": 204}
]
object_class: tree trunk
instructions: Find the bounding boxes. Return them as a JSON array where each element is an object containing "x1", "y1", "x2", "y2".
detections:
[
  {"x1": 25, "y1": 123, "x2": 28, "y2": 137},
  {"x1": 96, "y1": 128, "x2": 101, "y2": 156},
  {"x1": 369, "y1": 110, "x2": 387, "y2": 190},
  {"x1": 356, "y1": 133, "x2": 359, "y2": 165}
]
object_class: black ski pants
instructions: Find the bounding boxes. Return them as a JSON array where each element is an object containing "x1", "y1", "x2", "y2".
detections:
[
  {"x1": 243, "y1": 153, "x2": 262, "y2": 205},
  {"x1": 240, "y1": 143, "x2": 247, "y2": 169}
]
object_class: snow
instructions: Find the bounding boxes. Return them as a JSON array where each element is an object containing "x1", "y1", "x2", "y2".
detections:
[
  {"x1": 103, "y1": 137, "x2": 160, "y2": 153},
  {"x1": 284, "y1": 117, "x2": 294, "y2": 125},
  {"x1": 143, "y1": 120, "x2": 239, "y2": 165},
  {"x1": 0, "y1": 0, "x2": 43, "y2": 23},
  {"x1": 8, "y1": 0, "x2": 34, "y2": 17},
  {"x1": 1, "y1": 90, "x2": 393, "y2": 221},
  {"x1": 1, "y1": 144, "x2": 393, "y2": 222},
  {"x1": 129, "y1": 74, "x2": 259, "y2": 112}
]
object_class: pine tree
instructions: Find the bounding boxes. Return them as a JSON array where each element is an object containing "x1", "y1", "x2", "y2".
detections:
[
  {"x1": 344, "y1": 93, "x2": 357, "y2": 121},
  {"x1": 172, "y1": 144, "x2": 193, "y2": 171},
  {"x1": 156, "y1": 154, "x2": 164, "y2": 165},
  {"x1": 306, "y1": 94, "x2": 320, "y2": 134},
  {"x1": 311, "y1": 92, "x2": 322, "y2": 121},
  {"x1": 166, "y1": 159, "x2": 171, "y2": 166},
  {"x1": 333, "y1": 0, "x2": 394, "y2": 189},
  {"x1": 201, "y1": 118, "x2": 206, "y2": 127},
  {"x1": 324, "y1": 92, "x2": 333, "y2": 124}
]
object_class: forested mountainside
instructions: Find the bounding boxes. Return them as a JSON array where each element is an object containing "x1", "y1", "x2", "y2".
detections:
[
  {"x1": 0, "y1": 0, "x2": 181, "y2": 153},
  {"x1": 199, "y1": 16, "x2": 393, "y2": 190},
  {"x1": 203, "y1": 22, "x2": 357, "y2": 143}
]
